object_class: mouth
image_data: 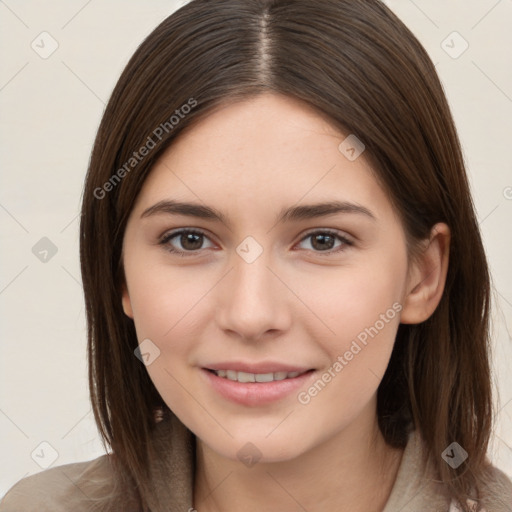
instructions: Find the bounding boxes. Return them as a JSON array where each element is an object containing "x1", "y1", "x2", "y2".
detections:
[
  {"x1": 201, "y1": 365, "x2": 316, "y2": 406},
  {"x1": 206, "y1": 369, "x2": 311, "y2": 382}
]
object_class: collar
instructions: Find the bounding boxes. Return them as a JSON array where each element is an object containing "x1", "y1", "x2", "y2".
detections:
[{"x1": 145, "y1": 411, "x2": 454, "y2": 511}]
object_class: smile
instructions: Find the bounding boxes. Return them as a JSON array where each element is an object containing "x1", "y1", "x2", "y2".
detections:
[
  {"x1": 202, "y1": 367, "x2": 316, "y2": 406},
  {"x1": 208, "y1": 369, "x2": 307, "y2": 382}
]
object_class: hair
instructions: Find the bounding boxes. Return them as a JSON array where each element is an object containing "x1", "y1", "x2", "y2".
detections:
[{"x1": 79, "y1": 0, "x2": 497, "y2": 510}]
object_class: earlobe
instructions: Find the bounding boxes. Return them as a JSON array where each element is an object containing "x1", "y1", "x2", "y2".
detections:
[
  {"x1": 121, "y1": 282, "x2": 134, "y2": 319},
  {"x1": 400, "y1": 223, "x2": 451, "y2": 325}
]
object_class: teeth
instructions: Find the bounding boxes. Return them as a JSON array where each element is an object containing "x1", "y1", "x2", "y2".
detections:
[
  {"x1": 255, "y1": 373, "x2": 274, "y2": 382},
  {"x1": 237, "y1": 371, "x2": 255, "y2": 383},
  {"x1": 212, "y1": 369, "x2": 306, "y2": 382}
]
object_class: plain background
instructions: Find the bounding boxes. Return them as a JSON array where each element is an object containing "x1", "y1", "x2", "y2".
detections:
[{"x1": 0, "y1": 0, "x2": 511, "y2": 498}]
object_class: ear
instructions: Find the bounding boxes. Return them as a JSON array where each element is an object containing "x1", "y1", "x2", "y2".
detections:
[
  {"x1": 400, "y1": 222, "x2": 451, "y2": 324},
  {"x1": 121, "y1": 281, "x2": 134, "y2": 319}
]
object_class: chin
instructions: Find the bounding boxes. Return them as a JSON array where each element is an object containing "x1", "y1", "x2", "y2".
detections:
[{"x1": 195, "y1": 426, "x2": 317, "y2": 466}]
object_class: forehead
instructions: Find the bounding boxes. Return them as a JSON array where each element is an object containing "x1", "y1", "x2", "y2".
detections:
[{"x1": 130, "y1": 93, "x2": 395, "y2": 225}]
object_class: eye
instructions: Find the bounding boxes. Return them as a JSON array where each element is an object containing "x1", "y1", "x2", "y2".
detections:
[
  {"x1": 296, "y1": 230, "x2": 353, "y2": 254},
  {"x1": 159, "y1": 229, "x2": 215, "y2": 256},
  {"x1": 158, "y1": 228, "x2": 353, "y2": 257}
]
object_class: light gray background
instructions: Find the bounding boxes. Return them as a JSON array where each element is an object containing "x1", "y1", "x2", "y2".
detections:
[{"x1": 1, "y1": 0, "x2": 511, "y2": 498}]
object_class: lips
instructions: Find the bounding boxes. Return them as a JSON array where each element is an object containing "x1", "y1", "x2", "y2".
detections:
[
  {"x1": 205, "y1": 361, "x2": 311, "y2": 374},
  {"x1": 201, "y1": 362, "x2": 316, "y2": 406},
  {"x1": 208, "y1": 369, "x2": 307, "y2": 382}
]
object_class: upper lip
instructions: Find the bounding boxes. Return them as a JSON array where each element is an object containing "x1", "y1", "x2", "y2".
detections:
[{"x1": 204, "y1": 361, "x2": 312, "y2": 374}]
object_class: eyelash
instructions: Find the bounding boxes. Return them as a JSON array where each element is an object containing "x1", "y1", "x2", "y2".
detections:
[{"x1": 158, "y1": 228, "x2": 354, "y2": 257}]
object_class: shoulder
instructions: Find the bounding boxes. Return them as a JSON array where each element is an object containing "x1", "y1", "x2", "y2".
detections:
[
  {"x1": 0, "y1": 412, "x2": 195, "y2": 512},
  {"x1": 0, "y1": 453, "x2": 130, "y2": 512},
  {"x1": 477, "y1": 462, "x2": 512, "y2": 511},
  {"x1": 384, "y1": 429, "x2": 512, "y2": 511}
]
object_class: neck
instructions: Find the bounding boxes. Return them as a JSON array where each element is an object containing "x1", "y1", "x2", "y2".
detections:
[{"x1": 193, "y1": 402, "x2": 404, "y2": 512}]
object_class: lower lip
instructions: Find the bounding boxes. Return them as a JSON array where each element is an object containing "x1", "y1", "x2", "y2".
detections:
[{"x1": 201, "y1": 368, "x2": 315, "y2": 406}]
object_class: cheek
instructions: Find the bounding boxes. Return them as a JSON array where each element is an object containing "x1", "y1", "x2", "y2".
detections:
[
  {"x1": 123, "y1": 260, "x2": 214, "y2": 419},
  {"x1": 301, "y1": 253, "x2": 406, "y2": 355},
  {"x1": 294, "y1": 279, "x2": 402, "y2": 441},
  {"x1": 126, "y1": 257, "x2": 208, "y2": 343},
  {"x1": 125, "y1": 265, "x2": 208, "y2": 421},
  {"x1": 294, "y1": 242, "x2": 406, "y2": 410}
]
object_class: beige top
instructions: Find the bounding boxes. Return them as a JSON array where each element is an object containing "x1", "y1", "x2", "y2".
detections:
[{"x1": 1, "y1": 413, "x2": 511, "y2": 511}]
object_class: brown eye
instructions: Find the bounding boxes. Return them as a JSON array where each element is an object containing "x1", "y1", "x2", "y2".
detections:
[
  {"x1": 159, "y1": 229, "x2": 214, "y2": 255},
  {"x1": 297, "y1": 230, "x2": 353, "y2": 254},
  {"x1": 177, "y1": 232, "x2": 204, "y2": 251}
]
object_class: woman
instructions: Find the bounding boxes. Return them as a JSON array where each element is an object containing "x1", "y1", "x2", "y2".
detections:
[{"x1": 1, "y1": 0, "x2": 511, "y2": 511}]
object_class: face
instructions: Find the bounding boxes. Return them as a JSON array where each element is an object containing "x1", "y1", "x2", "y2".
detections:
[{"x1": 121, "y1": 93, "x2": 412, "y2": 463}]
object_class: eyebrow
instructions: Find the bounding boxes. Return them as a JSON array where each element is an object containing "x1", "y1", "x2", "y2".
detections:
[{"x1": 140, "y1": 199, "x2": 377, "y2": 225}]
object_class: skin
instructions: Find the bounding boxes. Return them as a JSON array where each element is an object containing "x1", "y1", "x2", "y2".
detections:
[{"x1": 121, "y1": 93, "x2": 450, "y2": 512}]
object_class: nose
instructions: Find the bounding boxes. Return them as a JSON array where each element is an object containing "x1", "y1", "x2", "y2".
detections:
[{"x1": 215, "y1": 249, "x2": 292, "y2": 342}]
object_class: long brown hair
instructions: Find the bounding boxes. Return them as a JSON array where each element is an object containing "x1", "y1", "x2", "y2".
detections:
[{"x1": 80, "y1": 0, "x2": 496, "y2": 509}]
